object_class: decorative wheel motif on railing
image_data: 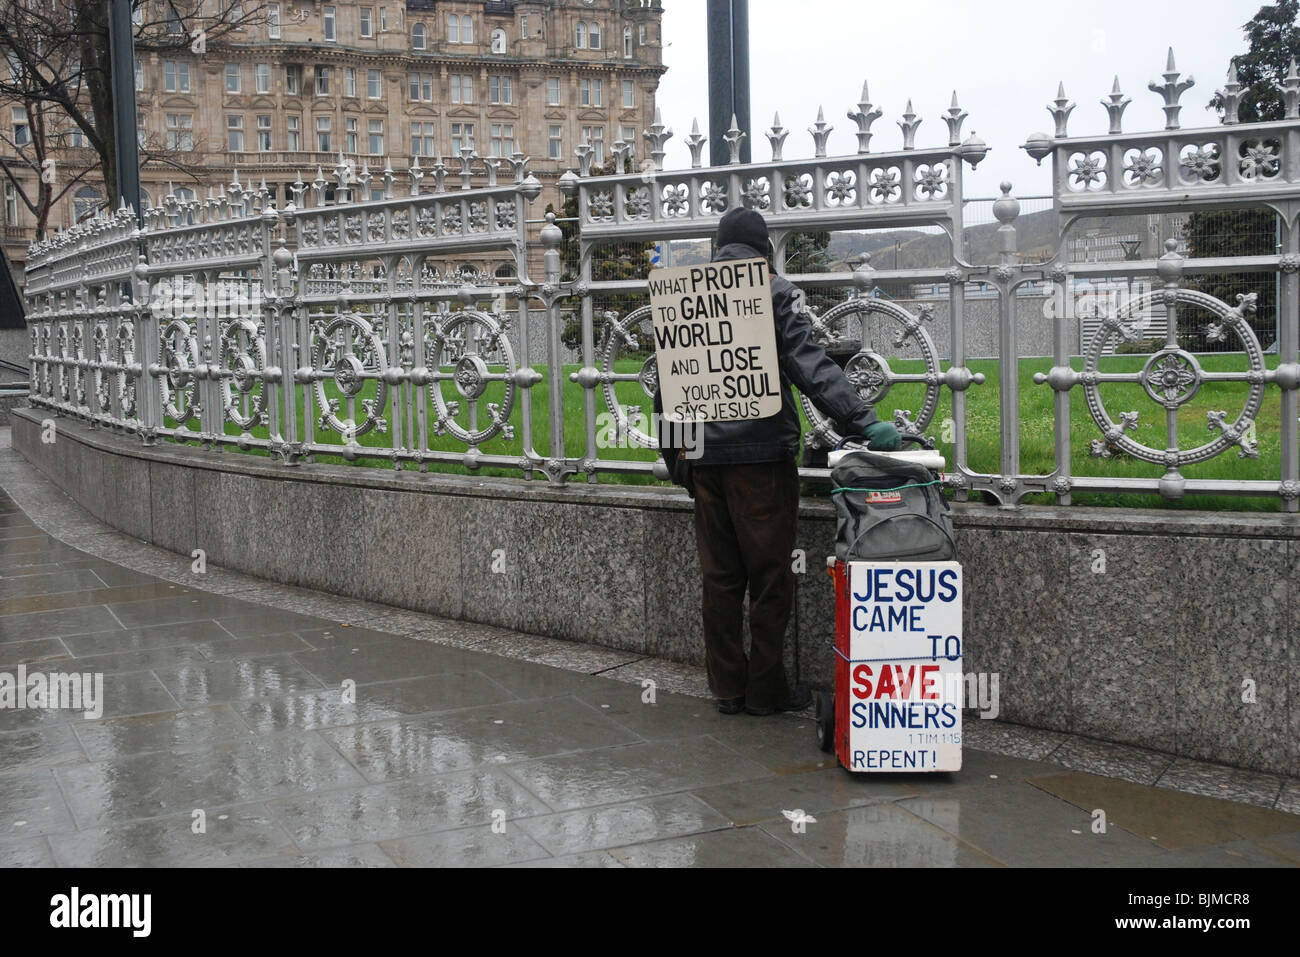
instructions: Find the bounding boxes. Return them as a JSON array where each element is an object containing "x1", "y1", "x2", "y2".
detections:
[
  {"x1": 115, "y1": 322, "x2": 137, "y2": 418},
  {"x1": 425, "y1": 309, "x2": 516, "y2": 446},
  {"x1": 1080, "y1": 290, "x2": 1265, "y2": 465},
  {"x1": 218, "y1": 317, "x2": 268, "y2": 431},
  {"x1": 70, "y1": 324, "x2": 86, "y2": 407},
  {"x1": 598, "y1": 305, "x2": 657, "y2": 449},
  {"x1": 37, "y1": 325, "x2": 52, "y2": 398},
  {"x1": 55, "y1": 325, "x2": 71, "y2": 403},
  {"x1": 311, "y1": 312, "x2": 389, "y2": 441},
  {"x1": 91, "y1": 324, "x2": 110, "y2": 411},
  {"x1": 160, "y1": 319, "x2": 201, "y2": 425},
  {"x1": 800, "y1": 297, "x2": 943, "y2": 449}
]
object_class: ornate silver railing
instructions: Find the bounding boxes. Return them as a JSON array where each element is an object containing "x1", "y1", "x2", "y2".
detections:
[{"x1": 22, "y1": 50, "x2": 1300, "y2": 510}]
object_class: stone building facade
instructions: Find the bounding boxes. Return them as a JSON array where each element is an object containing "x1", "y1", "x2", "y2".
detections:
[{"x1": 1, "y1": 0, "x2": 666, "y2": 278}]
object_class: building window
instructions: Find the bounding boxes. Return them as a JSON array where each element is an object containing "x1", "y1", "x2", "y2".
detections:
[
  {"x1": 360, "y1": 7, "x2": 373, "y2": 37},
  {"x1": 65, "y1": 116, "x2": 89, "y2": 149},
  {"x1": 257, "y1": 114, "x2": 272, "y2": 151},
  {"x1": 547, "y1": 77, "x2": 561, "y2": 106},
  {"x1": 255, "y1": 62, "x2": 270, "y2": 93},
  {"x1": 344, "y1": 66, "x2": 356, "y2": 97},
  {"x1": 620, "y1": 125, "x2": 637, "y2": 154},
  {"x1": 323, "y1": 6, "x2": 336, "y2": 41},
  {"x1": 582, "y1": 125, "x2": 604, "y2": 164},
  {"x1": 622, "y1": 80, "x2": 634, "y2": 109},
  {"x1": 521, "y1": 14, "x2": 529, "y2": 36},
  {"x1": 368, "y1": 119, "x2": 383, "y2": 154},
  {"x1": 268, "y1": 3, "x2": 280, "y2": 38},
  {"x1": 408, "y1": 71, "x2": 433, "y2": 101},
  {"x1": 225, "y1": 63, "x2": 241, "y2": 93},
  {"x1": 639, "y1": 24, "x2": 647, "y2": 44},
  {"x1": 287, "y1": 114, "x2": 300, "y2": 150},
  {"x1": 166, "y1": 112, "x2": 193, "y2": 150},
  {"x1": 73, "y1": 186, "x2": 102, "y2": 222},
  {"x1": 131, "y1": 4, "x2": 143, "y2": 26},
  {"x1": 379, "y1": 7, "x2": 387, "y2": 32},
  {"x1": 451, "y1": 122, "x2": 473, "y2": 155},
  {"x1": 4, "y1": 183, "x2": 18, "y2": 226},
  {"x1": 226, "y1": 114, "x2": 244, "y2": 151},
  {"x1": 450, "y1": 74, "x2": 473, "y2": 104},
  {"x1": 316, "y1": 66, "x2": 330, "y2": 95},
  {"x1": 367, "y1": 69, "x2": 382, "y2": 99},
  {"x1": 134, "y1": 58, "x2": 144, "y2": 91},
  {"x1": 548, "y1": 124, "x2": 562, "y2": 160},
  {"x1": 490, "y1": 28, "x2": 506, "y2": 53},
  {"x1": 285, "y1": 64, "x2": 301, "y2": 94},
  {"x1": 489, "y1": 75, "x2": 512, "y2": 105},
  {"x1": 624, "y1": 26, "x2": 632, "y2": 58},
  {"x1": 163, "y1": 61, "x2": 190, "y2": 93},
  {"x1": 580, "y1": 78, "x2": 602, "y2": 107},
  {"x1": 316, "y1": 116, "x2": 331, "y2": 151},
  {"x1": 575, "y1": 21, "x2": 585, "y2": 48},
  {"x1": 411, "y1": 22, "x2": 425, "y2": 49},
  {"x1": 449, "y1": 13, "x2": 472, "y2": 43},
  {"x1": 345, "y1": 116, "x2": 358, "y2": 153},
  {"x1": 165, "y1": 7, "x2": 183, "y2": 34},
  {"x1": 411, "y1": 121, "x2": 436, "y2": 156},
  {"x1": 589, "y1": 22, "x2": 601, "y2": 50},
  {"x1": 10, "y1": 106, "x2": 29, "y2": 147},
  {"x1": 136, "y1": 112, "x2": 147, "y2": 149},
  {"x1": 489, "y1": 123, "x2": 513, "y2": 158}
]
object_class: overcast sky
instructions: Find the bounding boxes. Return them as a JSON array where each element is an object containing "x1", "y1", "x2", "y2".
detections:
[{"x1": 653, "y1": 0, "x2": 1271, "y2": 198}]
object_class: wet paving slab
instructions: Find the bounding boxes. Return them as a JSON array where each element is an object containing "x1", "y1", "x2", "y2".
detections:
[{"x1": 0, "y1": 451, "x2": 1298, "y2": 867}]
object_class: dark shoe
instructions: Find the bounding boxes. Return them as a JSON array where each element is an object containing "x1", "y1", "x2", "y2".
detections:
[
  {"x1": 717, "y1": 696, "x2": 746, "y2": 715},
  {"x1": 746, "y1": 686, "x2": 813, "y2": 716}
]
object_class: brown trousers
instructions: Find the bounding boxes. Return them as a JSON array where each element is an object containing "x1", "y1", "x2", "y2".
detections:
[{"x1": 692, "y1": 459, "x2": 800, "y2": 711}]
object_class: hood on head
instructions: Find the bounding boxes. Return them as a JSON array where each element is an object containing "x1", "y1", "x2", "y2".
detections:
[{"x1": 715, "y1": 207, "x2": 772, "y2": 259}]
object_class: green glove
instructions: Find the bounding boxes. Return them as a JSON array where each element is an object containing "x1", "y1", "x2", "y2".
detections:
[{"x1": 862, "y1": 420, "x2": 902, "y2": 451}]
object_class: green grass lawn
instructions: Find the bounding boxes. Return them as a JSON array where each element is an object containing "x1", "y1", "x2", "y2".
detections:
[{"x1": 168, "y1": 352, "x2": 1289, "y2": 511}]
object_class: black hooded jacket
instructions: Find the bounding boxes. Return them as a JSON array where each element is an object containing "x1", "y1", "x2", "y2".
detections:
[{"x1": 658, "y1": 239, "x2": 881, "y2": 467}]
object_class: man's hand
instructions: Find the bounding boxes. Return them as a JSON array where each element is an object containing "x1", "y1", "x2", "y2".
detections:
[{"x1": 862, "y1": 420, "x2": 902, "y2": 451}]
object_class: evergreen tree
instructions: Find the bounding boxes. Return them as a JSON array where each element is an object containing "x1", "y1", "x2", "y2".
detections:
[
  {"x1": 1183, "y1": 1, "x2": 1299, "y2": 348},
  {"x1": 553, "y1": 156, "x2": 656, "y2": 356}
]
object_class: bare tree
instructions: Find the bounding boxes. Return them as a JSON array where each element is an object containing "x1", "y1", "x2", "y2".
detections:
[{"x1": 0, "y1": 0, "x2": 264, "y2": 217}]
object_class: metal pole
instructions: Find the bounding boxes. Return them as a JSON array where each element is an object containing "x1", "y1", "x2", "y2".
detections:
[
  {"x1": 107, "y1": 0, "x2": 141, "y2": 226},
  {"x1": 706, "y1": 0, "x2": 749, "y2": 167},
  {"x1": 730, "y1": 0, "x2": 750, "y2": 165}
]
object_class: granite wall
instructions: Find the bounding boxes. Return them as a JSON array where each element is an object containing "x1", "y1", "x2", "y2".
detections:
[{"x1": 12, "y1": 406, "x2": 1300, "y2": 777}]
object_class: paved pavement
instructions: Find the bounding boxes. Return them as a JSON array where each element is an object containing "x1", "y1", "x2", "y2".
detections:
[{"x1": 1, "y1": 431, "x2": 1298, "y2": 867}]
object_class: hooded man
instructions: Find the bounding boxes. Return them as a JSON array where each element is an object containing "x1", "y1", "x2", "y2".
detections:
[{"x1": 657, "y1": 206, "x2": 900, "y2": 716}]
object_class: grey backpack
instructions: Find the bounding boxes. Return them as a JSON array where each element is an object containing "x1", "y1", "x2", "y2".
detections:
[{"x1": 830, "y1": 449, "x2": 957, "y2": 563}]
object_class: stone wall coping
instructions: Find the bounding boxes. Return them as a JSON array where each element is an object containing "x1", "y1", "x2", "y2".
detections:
[{"x1": 18, "y1": 406, "x2": 1300, "y2": 540}]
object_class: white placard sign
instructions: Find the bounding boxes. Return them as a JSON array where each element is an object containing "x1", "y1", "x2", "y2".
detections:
[
  {"x1": 847, "y1": 561, "x2": 963, "y2": 772},
  {"x1": 647, "y1": 258, "x2": 782, "y2": 422}
]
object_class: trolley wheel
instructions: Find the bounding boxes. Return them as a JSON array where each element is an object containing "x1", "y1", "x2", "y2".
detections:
[{"x1": 815, "y1": 690, "x2": 835, "y2": 754}]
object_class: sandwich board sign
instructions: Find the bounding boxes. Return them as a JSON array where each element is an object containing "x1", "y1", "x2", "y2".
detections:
[
  {"x1": 846, "y1": 561, "x2": 963, "y2": 772},
  {"x1": 647, "y1": 258, "x2": 781, "y2": 423}
]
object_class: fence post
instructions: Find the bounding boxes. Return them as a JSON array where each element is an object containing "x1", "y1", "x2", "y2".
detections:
[{"x1": 993, "y1": 182, "x2": 1021, "y2": 504}]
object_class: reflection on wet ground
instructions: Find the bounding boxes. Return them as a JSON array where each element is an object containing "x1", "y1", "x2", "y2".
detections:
[{"x1": 0, "y1": 436, "x2": 1297, "y2": 867}]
